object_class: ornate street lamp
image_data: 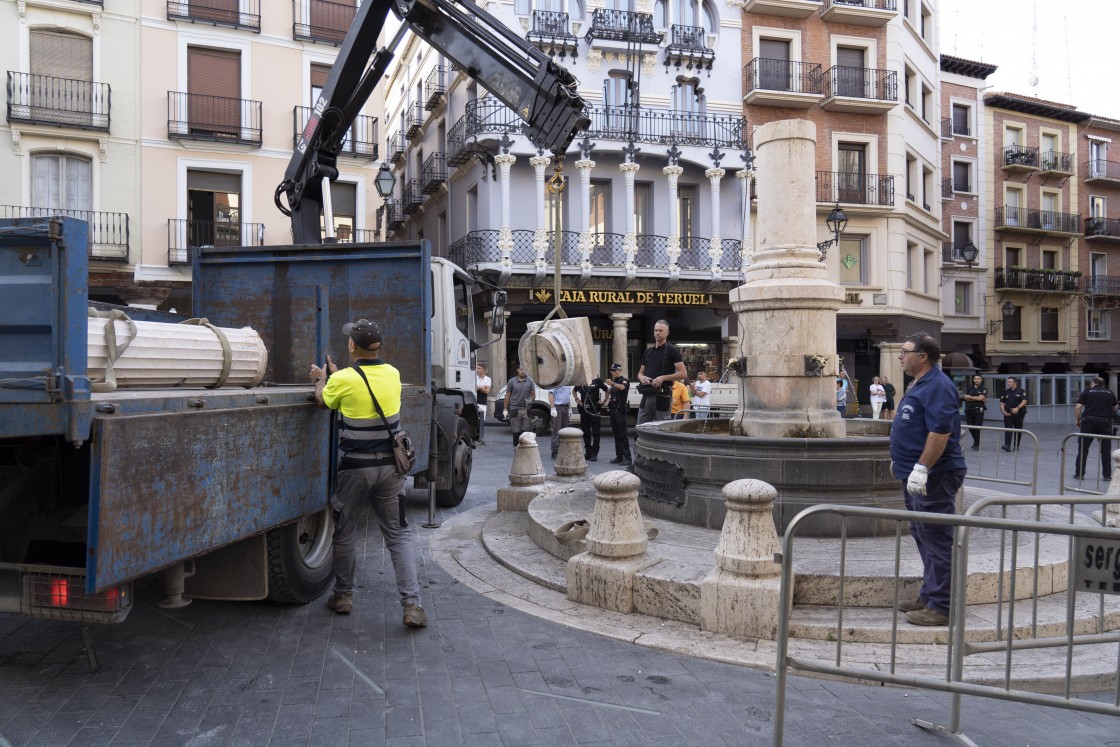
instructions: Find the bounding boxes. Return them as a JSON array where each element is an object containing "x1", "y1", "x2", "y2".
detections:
[
  {"x1": 374, "y1": 162, "x2": 396, "y2": 199},
  {"x1": 817, "y1": 204, "x2": 848, "y2": 262}
]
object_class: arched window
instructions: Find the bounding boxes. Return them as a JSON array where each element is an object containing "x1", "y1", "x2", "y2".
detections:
[
  {"x1": 653, "y1": 0, "x2": 666, "y2": 26},
  {"x1": 31, "y1": 153, "x2": 92, "y2": 213},
  {"x1": 702, "y1": 0, "x2": 716, "y2": 33}
]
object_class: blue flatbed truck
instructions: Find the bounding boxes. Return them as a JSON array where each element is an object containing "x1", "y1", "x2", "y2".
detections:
[{"x1": 0, "y1": 217, "x2": 481, "y2": 622}]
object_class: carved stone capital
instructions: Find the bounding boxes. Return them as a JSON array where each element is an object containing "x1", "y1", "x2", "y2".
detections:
[
  {"x1": 663, "y1": 165, "x2": 684, "y2": 177},
  {"x1": 494, "y1": 153, "x2": 517, "y2": 168},
  {"x1": 529, "y1": 155, "x2": 551, "y2": 168},
  {"x1": 705, "y1": 167, "x2": 726, "y2": 181},
  {"x1": 587, "y1": 48, "x2": 603, "y2": 74},
  {"x1": 575, "y1": 159, "x2": 596, "y2": 172},
  {"x1": 619, "y1": 162, "x2": 641, "y2": 174}
]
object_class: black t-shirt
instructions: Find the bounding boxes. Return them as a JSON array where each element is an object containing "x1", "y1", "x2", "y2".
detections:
[
  {"x1": 575, "y1": 378, "x2": 609, "y2": 414},
  {"x1": 1078, "y1": 386, "x2": 1118, "y2": 419},
  {"x1": 965, "y1": 384, "x2": 987, "y2": 411},
  {"x1": 641, "y1": 343, "x2": 683, "y2": 393}
]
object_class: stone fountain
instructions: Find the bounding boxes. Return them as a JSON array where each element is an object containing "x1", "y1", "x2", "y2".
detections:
[{"x1": 633, "y1": 120, "x2": 899, "y2": 536}]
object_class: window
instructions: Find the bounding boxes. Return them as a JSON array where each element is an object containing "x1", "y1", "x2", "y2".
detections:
[
  {"x1": 952, "y1": 161, "x2": 971, "y2": 192},
  {"x1": 1090, "y1": 140, "x2": 1108, "y2": 177},
  {"x1": 31, "y1": 29, "x2": 92, "y2": 82},
  {"x1": 921, "y1": 84, "x2": 932, "y2": 122},
  {"x1": 187, "y1": 46, "x2": 241, "y2": 136},
  {"x1": 310, "y1": 63, "x2": 331, "y2": 103},
  {"x1": 952, "y1": 221, "x2": 972, "y2": 259},
  {"x1": 1002, "y1": 304, "x2": 1022, "y2": 341},
  {"x1": 678, "y1": 185, "x2": 694, "y2": 241},
  {"x1": 31, "y1": 154, "x2": 92, "y2": 213},
  {"x1": 954, "y1": 281, "x2": 972, "y2": 315},
  {"x1": 1089, "y1": 309, "x2": 1110, "y2": 340},
  {"x1": 837, "y1": 237, "x2": 864, "y2": 285},
  {"x1": 1090, "y1": 195, "x2": 1106, "y2": 219},
  {"x1": 920, "y1": 3, "x2": 931, "y2": 40},
  {"x1": 1004, "y1": 246, "x2": 1022, "y2": 268},
  {"x1": 923, "y1": 247, "x2": 933, "y2": 294},
  {"x1": 922, "y1": 166, "x2": 933, "y2": 210},
  {"x1": 186, "y1": 169, "x2": 242, "y2": 247},
  {"x1": 951, "y1": 103, "x2": 970, "y2": 136},
  {"x1": 603, "y1": 72, "x2": 636, "y2": 133},
  {"x1": 327, "y1": 182, "x2": 356, "y2": 241},
  {"x1": 1091, "y1": 252, "x2": 1107, "y2": 288},
  {"x1": 1004, "y1": 187, "x2": 1023, "y2": 226},
  {"x1": 672, "y1": 78, "x2": 704, "y2": 137},
  {"x1": 1041, "y1": 249, "x2": 1058, "y2": 271},
  {"x1": 758, "y1": 38, "x2": 791, "y2": 92},
  {"x1": 1040, "y1": 192, "x2": 1057, "y2": 230},
  {"x1": 673, "y1": 0, "x2": 695, "y2": 26},
  {"x1": 1040, "y1": 307, "x2": 1059, "y2": 341},
  {"x1": 653, "y1": 0, "x2": 666, "y2": 26},
  {"x1": 838, "y1": 143, "x2": 867, "y2": 203},
  {"x1": 906, "y1": 241, "x2": 917, "y2": 289},
  {"x1": 836, "y1": 47, "x2": 866, "y2": 98},
  {"x1": 904, "y1": 67, "x2": 913, "y2": 107},
  {"x1": 515, "y1": 0, "x2": 530, "y2": 14},
  {"x1": 634, "y1": 182, "x2": 651, "y2": 235},
  {"x1": 589, "y1": 180, "x2": 610, "y2": 238}
]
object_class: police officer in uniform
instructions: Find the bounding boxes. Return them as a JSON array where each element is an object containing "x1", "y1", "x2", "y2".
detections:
[
  {"x1": 963, "y1": 374, "x2": 987, "y2": 450},
  {"x1": 606, "y1": 363, "x2": 632, "y2": 466},
  {"x1": 1000, "y1": 377, "x2": 1028, "y2": 451},
  {"x1": 574, "y1": 372, "x2": 610, "y2": 462},
  {"x1": 1074, "y1": 377, "x2": 1118, "y2": 481}
]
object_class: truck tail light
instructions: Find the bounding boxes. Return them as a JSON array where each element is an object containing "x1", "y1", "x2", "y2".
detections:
[{"x1": 21, "y1": 569, "x2": 132, "y2": 623}]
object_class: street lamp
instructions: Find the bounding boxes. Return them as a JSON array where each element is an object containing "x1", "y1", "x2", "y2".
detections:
[
  {"x1": 817, "y1": 204, "x2": 848, "y2": 262},
  {"x1": 374, "y1": 162, "x2": 396, "y2": 199},
  {"x1": 939, "y1": 240, "x2": 979, "y2": 285},
  {"x1": 989, "y1": 299, "x2": 1017, "y2": 335}
]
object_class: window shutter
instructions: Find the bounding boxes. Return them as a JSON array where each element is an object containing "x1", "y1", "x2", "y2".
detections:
[
  {"x1": 32, "y1": 156, "x2": 59, "y2": 209},
  {"x1": 187, "y1": 170, "x2": 242, "y2": 194},
  {"x1": 332, "y1": 182, "x2": 356, "y2": 216},
  {"x1": 188, "y1": 47, "x2": 240, "y2": 99},
  {"x1": 30, "y1": 30, "x2": 92, "y2": 81}
]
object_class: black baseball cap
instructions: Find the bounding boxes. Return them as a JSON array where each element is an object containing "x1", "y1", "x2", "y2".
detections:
[
  {"x1": 609, "y1": 363, "x2": 623, "y2": 371},
  {"x1": 342, "y1": 319, "x2": 383, "y2": 349}
]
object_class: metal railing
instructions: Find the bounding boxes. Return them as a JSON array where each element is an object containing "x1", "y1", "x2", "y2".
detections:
[
  {"x1": 1087, "y1": 159, "x2": 1120, "y2": 181},
  {"x1": 405, "y1": 100, "x2": 424, "y2": 139},
  {"x1": 1039, "y1": 150, "x2": 1073, "y2": 172},
  {"x1": 583, "y1": 105, "x2": 746, "y2": 148},
  {"x1": 820, "y1": 65, "x2": 897, "y2": 101},
  {"x1": 584, "y1": 9, "x2": 661, "y2": 44},
  {"x1": 527, "y1": 10, "x2": 578, "y2": 56},
  {"x1": 1086, "y1": 274, "x2": 1120, "y2": 295},
  {"x1": 815, "y1": 171, "x2": 895, "y2": 206},
  {"x1": 941, "y1": 177, "x2": 952, "y2": 199},
  {"x1": 167, "y1": 219, "x2": 265, "y2": 264},
  {"x1": 744, "y1": 58, "x2": 822, "y2": 95},
  {"x1": 420, "y1": 152, "x2": 447, "y2": 193},
  {"x1": 1004, "y1": 144, "x2": 1039, "y2": 168},
  {"x1": 0, "y1": 205, "x2": 129, "y2": 261},
  {"x1": 1085, "y1": 217, "x2": 1120, "y2": 240},
  {"x1": 995, "y1": 206, "x2": 1081, "y2": 234},
  {"x1": 6, "y1": 72, "x2": 111, "y2": 131},
  {"x1": 665, "y1": 24, "x2": 714, "y2": 72},
  {"x1": 994, "y1": 266, "x2": 1081, "y2": 292},
  {"x1": 384, "y1": 200, "x2": 404, "y2": 231},
  {"x1": 292, "y1": 0, "x2": 355, "y2": 44},
  {"x1": 386, "y1": 131, "x2": 405, "y2": 162},
  {"x1": 293, "y1": 106, "x2": 377, "y2": 159},
  {"x1": 1059, "y1": 431, "x2": 1120, "y2": 495},
  {"x1": 167, "y1": 0, "x2": 260, "y2": 31},
  {"x1": 940, "y1": 116, "x2": 952, "y2": 139},
  {"x1": 424, "y1": 66, "x2": 447, "y2": 110},
  {"x1": 402, "y1": 179, "x2": 424, "y2": 213},
  {"x1": 940, "y1": 241, "x2": 978, "y2": 264},
  {"x1": 959, "y1": 425, "x2": 1040, "y2": 492},
  {"x1": 168, "y1": 92, "x2": 262, "y2": 145},
  {"x1": 821, "y1": 0, "x2": 896, "y2": 9},
  {"x1": 669, "y1": 23, "x2": 708, "y2": 50}
]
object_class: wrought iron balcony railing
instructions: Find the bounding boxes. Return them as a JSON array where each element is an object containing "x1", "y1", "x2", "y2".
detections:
[
  {"x1": 168, "y1": 91, "x2": 262, "y2": 145},
  {"x1": 421, "y1": 153, "x2": 448, "y2": 194},
  {"x1": 385, "y1": 200, "x2": 404, "y2": 231},
  {"x1": 821, "y1": 0, "x2": 896, "y2": 10},
  {"x1": 665, "y1": 25, "x2": 714, "y2": 73},
  {"x1": 585, "y1": 9, "x2": 662, "y2": 44},
  {"x1": 820, "y1": 66, "x2": 897, "y2": 101},
  {"x1": 995, "y1": 266, "x2": 1080, "y2": 293},
  {"x1": 292, "y1": 0, "x2": 355, "y2": 44},
  {"x1": 940, "y1": 241, "x2": 980, "y2": 265},
  {"x1": 167, "y1": 219, "x2": 265, "y2": 265},
  {"x1": 1086, "y1": 217, "x2": 1120, "y2": 240},
  {"x1": 527, "y1": 11, "x2": 578, "y2": 59},
  {"x1": 0, "y1": 205, "x2": 129, "y2": 261},
  {"x1": 583, "y1": 106, "x2": 746, "y2": 148},
  {"x1": 402, "y1": 179, "x2": 424, "y2": 214},
  {"x1": 744, "y1": 58, "x2": 822, "y2": 95},
  {"x1": 1038, "y1": 150, "x2": 1073, "y2": 173},
  {"x1": 387, "y1": 131, "x2": 405, "y2": 163},
  {"x1": 996, "y1": 206, "x2": 1081, "y2": 234},
  {"x1": 6, "y1": 72, "x2": 110, "y2": 131},
  {"x1": 294, "y1": 107, "x2": 378, "y2": 159},
  {"x1": 941, "y1": 178, "x2": 952, "y2": 199},
  {"x1": 1087, "y1": 159, "x2": 1120, "y2": 182},
  {"x1": 815, "y1": 171, "x2": 895, "y2": 207},
  {"x1": 405, "y1": 100, "x2": 424, "y2": 139},
  {"x1": 1003, "y1": 144, "x2": 1039, "y2": 168},
  {"x1": 940, "y1": 116, "x2": 952, "y2": 139},
  {"x1": 1086, "y1": 275, "x2": 1120, "y2": 296},
  {"x1": 167, "y1": 0, "x2": 260, "y2": 31},
  {"x1": 425, "y1": 66, "x2": 448, "y2": 110}
]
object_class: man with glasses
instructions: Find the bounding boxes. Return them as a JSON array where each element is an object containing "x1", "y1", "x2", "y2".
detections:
[{"x1": 889, "y1": 333, "x2": 967, "y2": 627}]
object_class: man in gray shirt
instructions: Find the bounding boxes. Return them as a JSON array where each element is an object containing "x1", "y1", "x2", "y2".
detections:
[{"x1": 504, "y1": 365, "x2": 537, "y2": 447}]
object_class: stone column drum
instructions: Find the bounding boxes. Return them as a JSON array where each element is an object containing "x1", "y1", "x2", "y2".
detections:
[
  {"x1": 496, "y1": 432, "x2": 546, "y2": 512},
  {"x1": 729, "y1": 120, "x2": 845, "y2": 439}
]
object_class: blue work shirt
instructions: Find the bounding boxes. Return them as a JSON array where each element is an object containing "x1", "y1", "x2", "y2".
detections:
[
  {"x1": 889, "y1": 365, "x2": 967, "y2": 479},
  {"x1": 550, "y1": 386, "x2": 572, "y2": 406}
]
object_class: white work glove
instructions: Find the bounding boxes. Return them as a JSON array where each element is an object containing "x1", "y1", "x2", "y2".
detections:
[
  {"x1": 550, "y1": 408, "x2": 557, "y2": 417},
  {"x1": 906, "y1": 464, "x2": 929, "y2": 496}
]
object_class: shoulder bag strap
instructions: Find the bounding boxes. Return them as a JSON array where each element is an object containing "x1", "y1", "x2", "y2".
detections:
[{"x1": 351, "y1": 364, "x2": 397, "y2": 434}]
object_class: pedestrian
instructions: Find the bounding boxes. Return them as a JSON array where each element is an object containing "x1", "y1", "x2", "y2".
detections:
[
  {"x1": 691, "y1": 370, "x2": 712, "y2": 418},
  {"x1": 636, "y1": 320, "x2": 687, "y2": 424},
  {"x1": 504, "y1": 365, "x2": 537, "y2": 448},
  {"x1": 882, "y1": 375, "x2": 896, "y2": 420},
  {"x1": 309, "y1": 319, "x2": 427, "y2": 627},
  {"x1": 1000, "y1": 377, "x2": 1028, "y2": 451},
  {"x1": 548, "y1": 385, "x2": 572, "y2": 459},
  {"x1": 836, "y1": 378, "x2": 847, "y2": 416},
  {"x1": 671, "y1": 378, "x2": 691, "y2": 419},
  {"x1": 889, "y1": 332, "x2": 967, "y2": 627},
  {"x1": 475, "y1": 362, "x2": 490, "y2": 445},
  {"x1": 606, "y1": 362, "x2": 632, "y2": 465},
  {"x1": 1074, "y1": 377, "x2": 1118, "y2": 481},
  {"x1": 869, "y1": 376, "x2": 886, "y2": 420},
  {"x1": 574, "y1": 372, "x2": 609, "y2": 462},
  {"x1": 963, "y1": 374, "x2": 987, "y2": 450}
]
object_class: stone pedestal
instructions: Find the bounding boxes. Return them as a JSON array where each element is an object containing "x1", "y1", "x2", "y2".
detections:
[
  {"x1": 700, "y1": 479, "x2": 784, "y2": 639},
  {"x1": 497, "y1": 432, "x2": 546, "y2": 512},
  {"x1": 554, "y1": 427, "x2": 586, "y2": 478}
]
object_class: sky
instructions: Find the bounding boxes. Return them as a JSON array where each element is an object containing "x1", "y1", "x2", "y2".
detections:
[{"x1": 938, "y1": 0, "x2": 1120, "y2": 118}]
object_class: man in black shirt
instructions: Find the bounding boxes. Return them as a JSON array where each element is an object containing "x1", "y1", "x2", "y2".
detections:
[
  {"x1": 1000, "y1": 377, "x2": 1028, "y2": 451},
  {"x1": 1074, "y1": 377, "x2": 1118, "y2": 481},
  {"x1": 963, "y1": 374, "x2": 987, "y2": 450},
  {"x1": 636, "y1": 319, "x2": 687, "y2": 424},
  {"x1": 574, "y1": 372, "x2": 610, "y2": 462},
  {"x1": 606, "y1": 363, "x2": 632, "y2": 465}
]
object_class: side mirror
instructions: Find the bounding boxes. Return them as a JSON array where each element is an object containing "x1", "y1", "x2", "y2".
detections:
[{"x1": 490, "y1": 290, "x2": 507, "y2": 335}]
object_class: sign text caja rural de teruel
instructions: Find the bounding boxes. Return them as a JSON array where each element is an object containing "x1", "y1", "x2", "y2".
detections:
[{"x1": 531, "y1": 289, "x2": 714, "y2": 306}]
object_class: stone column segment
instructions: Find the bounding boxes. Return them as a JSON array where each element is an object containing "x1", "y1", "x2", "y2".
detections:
[
  {"x1": 609, "y1": 312, "x2": 631, "y2": 371},
  {"x1": 497, "y1": 431, "x2": 546, "y2": 512},
  {"x1": 554, "y1": 427, "x2": 587, "y2": 479}
]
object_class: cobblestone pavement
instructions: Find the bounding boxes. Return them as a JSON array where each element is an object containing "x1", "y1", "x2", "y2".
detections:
[{"x1": 1, "y1": 420, "x2": 1117, "y2": 747}]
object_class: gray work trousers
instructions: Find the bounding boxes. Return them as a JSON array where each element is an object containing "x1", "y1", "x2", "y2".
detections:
[
  {"x1": 636, "y1": 394, "x2": 668, "y2": 425},
  {"x1": 330, "y1": 463, "x2": 420, "y2": 606}
]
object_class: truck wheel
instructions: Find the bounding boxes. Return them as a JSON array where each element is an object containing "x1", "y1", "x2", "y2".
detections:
[
  {"x1": 529, "y1": 406, "x2": 551, "y2": 436},
  {"x1": 266, "y1": 509, "x2": 333, "y2": 603},
  {"x1": 436, "y1": 418, "x2": 472, "y2": 507}
]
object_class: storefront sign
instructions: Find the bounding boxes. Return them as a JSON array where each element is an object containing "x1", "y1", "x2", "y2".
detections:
[{"x1": 530, "y1": 288, "x2": 713, "y2": 306}]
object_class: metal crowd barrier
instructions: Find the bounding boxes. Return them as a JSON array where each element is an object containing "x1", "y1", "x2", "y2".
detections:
[
  {"x1": 1058, "y1": 431, "x2": 1120, "y2": 496},
  {"x1": 773, "y1": 500, "x2": 1120, "y2": 746},
  {"x1": 959, "y1": 425, "x2": 1039, "y2": 493}
]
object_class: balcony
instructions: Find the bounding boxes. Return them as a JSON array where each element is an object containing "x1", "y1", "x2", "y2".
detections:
[
  {"x1": 584, "y1": 9, "x2": 662, "y2": 45},
  {"x1": 940, "y1": 241, "x2": 980, "y2": 265},
  {"x1": 1086, "y1": 217, "x2": 1120, "y2": 243},
  {"x1": 527, "y1": 11, "x2": 578, "y2": 60},
  {"x1": 168, "y1": 92, "x2": 262, "y2": 146},
  {"x1": 1086, "y1": 159, "x2": 1120, "y2": 184},
  {"x1": 1086, "y1": 275, "x2": 1120, "y2": 296},
  {"x1": 815, "y1": 171, "x2": 895, "y2": 210},
  {"x1": 385, "y1": 200, "x2": 404, "y2": 232},
  {"x1": 0, "y1": 205, "x2": 128, "y2": 261},
  {"x1": 404, "y1": 100, "x2": 424, "y2": 140},
  {"x1": 820, "y1": 66, "x2": 897, "y2": 112},
  {"x1": 940, "y1": 117, "x2": 953, "y2": 140},
  {"x1": 941, "y1": 178, "x2": 952, "y2": 200},
  {"x1": 294, "y1": 107, "x2": 378, "y2": 159},
  {"x1": 1002, "y1": 144, "x2": 1039, "y2": 171},
  {"x1": 387, "y1": 131, "x2": 405, "y2": 163},
  {"x1": 6, "y1": 72, "x2": 110, "y2": 131},
  {"x1": 743, "y1": 59, "x2": 822, "y2": 108},
  {"x1": 995, "y1": 206, "x2": 1081, "y2": 236},
  {"x1": 293, "y1": 0, "x2": 355, "y2": 45},
  {"x1": 664, "y1": 25, "x2": 714, "y2": 74},
  {"x1": 402, "y1": 179, "x2": 424, "y2": 214},
  {"x1": 1038, "y1": 150, "x2": 1074, "y2": 176},
  {"x1": 424, "y1": 66, "x2": 448, "y2": 111},
  {"x1": 167, "y1": 0, "x2": 260, "y2": 31},
  {"x1": 995, "y1": 266, "x2": 1081, "y2": 293},
  {"x1": 741, "y1": 0, "x2": 821, "y2": 18},
  {"x1": 167, "y1": 219, "x2": 265, "y2": 265},
  {"x1": 421, "y1": 153, "x2": 447, "y2": 194},
  {"x1": 819, "y1": 0, "x2": 897, "y2": 26},
  {"x1": 583, "y1": 106, "x2": 745, "y2": 148}
]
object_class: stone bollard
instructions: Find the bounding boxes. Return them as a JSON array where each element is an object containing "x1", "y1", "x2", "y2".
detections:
[
  {"x1": 553, "y1": 427, "x2": 587, "y2": 479},
  {"x1": 699, "y1": 479, "x2": 784, "y2": 639},
  {"x1": 497, "y1": 432, "x2": 546, "y2": 512},
  {"x1": 566, "y1": 470, "x2": 658, "y2": 612}
]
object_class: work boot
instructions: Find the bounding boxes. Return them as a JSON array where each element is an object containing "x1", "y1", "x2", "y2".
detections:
[
  {"x1": 609, "y1": 456, "x2": 623, "y2": 464},
  {"x1": 403, "y1": 603, "x2": 428, "y2": 628},
  {"x1": 327, "y1": 592, "x2": 352, "y2": 615},
  {"x1": 896, "y1": 596, "x2": 925, "y2": 613},
  {"x1": 905, "y1": 607, "x2": 949, "y2": 626}
]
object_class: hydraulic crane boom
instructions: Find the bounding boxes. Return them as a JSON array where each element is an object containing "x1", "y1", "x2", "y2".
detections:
[{"x1": 277, "y1": 0, "x2": 590, "y2": 244}]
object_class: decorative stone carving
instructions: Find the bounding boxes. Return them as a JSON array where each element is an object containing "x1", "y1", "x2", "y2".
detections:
[
  {"x1": 10, "y1": 129, "x2": 21, "y2": 155},
  {"x1": 586, "y1": 48, "x2": 603, "y2": 73}
]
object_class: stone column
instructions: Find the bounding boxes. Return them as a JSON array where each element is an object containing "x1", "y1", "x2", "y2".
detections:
[
  {"x1": 488, "y1": 310, "x2": 511, "y2": 383},
  {"x1": 576, "y1": 159, "x2": 596, "y2": 264},
  {"x1": 737, "y1": 168, "x2": 753, "y2": 271},
  {"x1": 620, "y1": 162, "x2": 640, "y2": 266},
  {"x1": 610, "y1": 312, "x2": 631, "y2": 370},
  {"x1": 705, "y1": 167, "x2": 725, "y2": 274},
  {"x1": 663, "y1": 165, "x2": 683, "y2": 265},
  {"x1": 729, "y1": 119, "x2": 846, "y2": 438},
  {"x1": 878, "y1": 342, "x2": 904, "y2": 398},
  {"x1": 497, "y1": 432, "x2": 546, "y2": 512},
  {"x1": 495, "y1": 154, "x2": 517, "y2": 267},
  {"x1": 531, "y1": 155, "x2": 551, "y2": 264}
]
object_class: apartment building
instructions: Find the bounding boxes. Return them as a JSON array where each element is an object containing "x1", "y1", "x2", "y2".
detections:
[{"x1": 1081, "y1": 115, "x2": 1120, "y2": 377}]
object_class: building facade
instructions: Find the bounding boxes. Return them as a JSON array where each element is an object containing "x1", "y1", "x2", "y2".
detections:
[{"x1": 1080, "y1": 115, "x2": 1120, "y2": 378}]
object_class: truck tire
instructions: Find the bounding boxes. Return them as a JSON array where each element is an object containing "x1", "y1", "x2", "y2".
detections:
[
  {"x1": 436, "y1": 418, "x2": 472, "y2": 507},
  {"x1": 266, "y1": 509, "x2": 334, "y2": 603},
  {"x1": 528, "y1": 405, "x2": 552, "y2": 436}
]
